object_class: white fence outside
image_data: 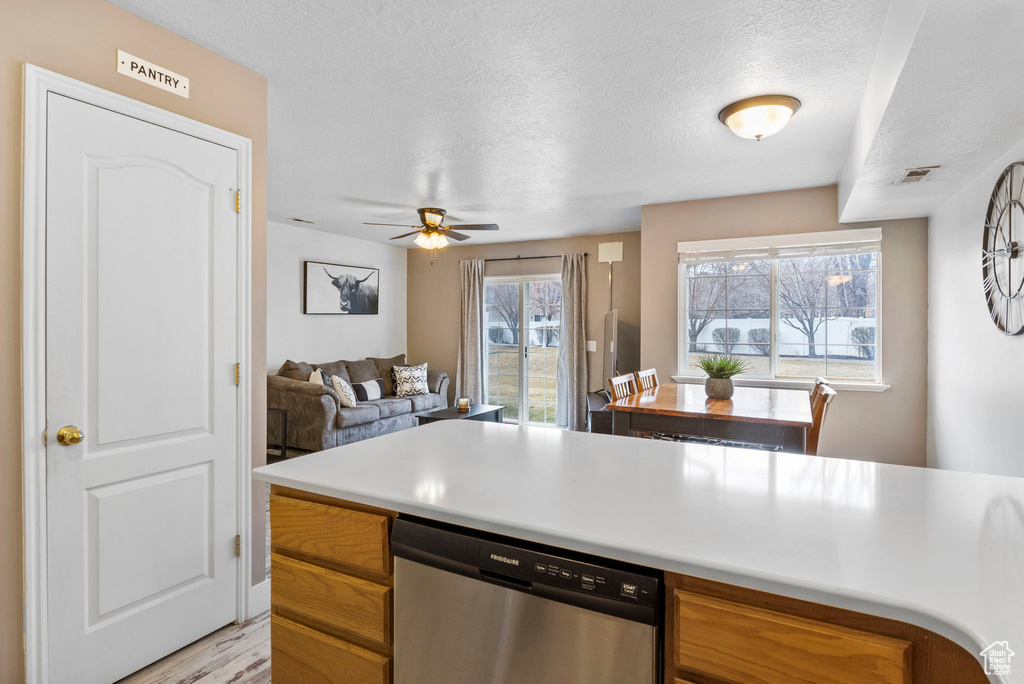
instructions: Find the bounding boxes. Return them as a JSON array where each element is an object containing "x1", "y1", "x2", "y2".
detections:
[
  {"x1": 486, "y1": 313, "x2": 560, "y2": 347},
  {"x1": 690, "y1": 315, "x2": 875, "y2": 356}
]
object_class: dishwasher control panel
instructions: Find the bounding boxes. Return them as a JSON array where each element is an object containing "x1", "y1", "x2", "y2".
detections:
[{"x1": 479, "y1": 540, "x2": 659, "y2": 607}]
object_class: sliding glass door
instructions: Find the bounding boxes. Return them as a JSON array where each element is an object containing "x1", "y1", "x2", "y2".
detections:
[{"x1": 484, "y1": 276, "x2": 561, "y2": 425}]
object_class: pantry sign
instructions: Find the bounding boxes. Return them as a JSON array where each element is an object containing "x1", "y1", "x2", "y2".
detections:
[{"x1": 116, "y1": 50, "x2": 189, "y2": 98}]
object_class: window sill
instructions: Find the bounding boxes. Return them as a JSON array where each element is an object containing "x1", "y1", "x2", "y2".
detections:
[{"x1": 670, "y1": 375, "x2": 891, "y2": 393}]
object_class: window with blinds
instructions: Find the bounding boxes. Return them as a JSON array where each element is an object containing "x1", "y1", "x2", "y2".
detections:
[{"x1": 677, "y1": 228, "x2": 882, "y2": 382}]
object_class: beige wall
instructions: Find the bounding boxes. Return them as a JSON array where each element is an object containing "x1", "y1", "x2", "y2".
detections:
[
  {"x1": 407, "y1": 232, "x2": 641, "y2": 403},
  {"x1": 641, "y1": 186, "x2": 928, "y2": 466},
  {"x1": 0, "y1": 1, "x2": 267, "y2": 678}
]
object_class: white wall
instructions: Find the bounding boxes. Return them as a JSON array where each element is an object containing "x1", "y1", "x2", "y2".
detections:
[
  {"x1": 267, "y1": 221, "x2": 407, "y2": 371},
  {"x1": 928, "y1": 137, "x2": 1024, "y2": 477}
]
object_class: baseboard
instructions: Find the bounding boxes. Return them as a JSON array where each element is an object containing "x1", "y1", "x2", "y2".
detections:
[{"x1": 249, "y1": 578, "x2": 271, "y2": 616}]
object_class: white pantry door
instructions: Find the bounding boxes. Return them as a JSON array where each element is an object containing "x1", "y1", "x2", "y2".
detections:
[{"x1": 45, "y1": 93, "x2": 240, "y2": 684}]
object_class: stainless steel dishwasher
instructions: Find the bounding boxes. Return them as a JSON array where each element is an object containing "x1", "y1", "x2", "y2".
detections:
[{"x1": 392, "y1": 518, "x2": 661, "y2": 684}]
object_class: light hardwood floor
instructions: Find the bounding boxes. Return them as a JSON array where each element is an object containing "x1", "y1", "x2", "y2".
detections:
[{"x1": 116, "y1": 611, "x2": 271, "y2": 684}]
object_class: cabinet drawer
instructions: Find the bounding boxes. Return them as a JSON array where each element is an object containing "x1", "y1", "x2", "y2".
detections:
[
  {"x1": 675, "y1": 590, "x2": 911, "y2": 684},
  {"x1": 270, "y1": 495, "x2": 390, "y2": 576},
  {"x1": 272, "y1": 553, "x2": 391, "y2": 648},
  {"x1": 271, "y1": 614, "x2": 390, "y2": 684}
]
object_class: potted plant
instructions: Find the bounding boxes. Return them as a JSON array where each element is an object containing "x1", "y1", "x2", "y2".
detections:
[{"x1": 696, "y1": 354, "x2": 749, "y2": 400}]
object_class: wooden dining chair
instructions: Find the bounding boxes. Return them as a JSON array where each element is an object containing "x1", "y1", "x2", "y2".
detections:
[
  {"x1": 607, "y1": 373, "x2": 638, "y2": 402},
  {"x1": 806, "y1": 385, "x2": 836, "y2": 456},
  {"x1": 635, "y1": 368, "x2": 659, "y2": 391},
  {"x1": 810, "y1": 377, "x2": 831, "y2": 415}
]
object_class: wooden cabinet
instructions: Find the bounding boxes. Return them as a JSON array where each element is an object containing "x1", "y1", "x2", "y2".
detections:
[
  {"x1": 269, "y1": 487, "x2": 396, "y2": 684},
  {"x1": 271, "y1": 553, "x2": 391, "y2": 649},
  {"x1": 271, "y1": 614, "x2": 390, "y2": 684},
  {"x1": 269, "y1": 494, "x2": 391, "y2": 577},
  {"x1": 675, "y1": 590, "x2": 910, "y2": 684},
  {"x1": 665, "y1": 574, "x2": 987, "y2": 684}
]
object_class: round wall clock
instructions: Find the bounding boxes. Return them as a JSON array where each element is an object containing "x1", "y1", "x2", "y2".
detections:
[{"x1": 983, "y1": 161, "x2": 1024, "y2": 335}]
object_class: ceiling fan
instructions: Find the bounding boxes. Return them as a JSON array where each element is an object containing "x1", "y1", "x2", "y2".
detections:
[{"x1": 364, "y1": 207, "x2": 499, "y2": 251}]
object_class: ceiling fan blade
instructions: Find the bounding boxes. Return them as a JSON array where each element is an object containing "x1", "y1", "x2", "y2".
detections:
[
  {"x1": 444, "y1": 230, "x2": 471, "y2": 241},
  {"x1": 447, "y1": 223, "x2": 499, "y2": 231},
  {"x1": 390, "y1": 231, "x2": 423, "y2": 240},
  {"x1": 342, "y1": 197, "x2": 413, "y2": 210},
  {"x1": 364, "y1": 222, "x2": 421, "y2": 228}
]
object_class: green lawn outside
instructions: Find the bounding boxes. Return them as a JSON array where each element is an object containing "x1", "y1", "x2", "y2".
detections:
[
  {"x1": 686, "y1": 353, "x2": 875, "y2": 379},
  {"x1": 486, "y1": 344, "x2": 558, "y2": 424}
]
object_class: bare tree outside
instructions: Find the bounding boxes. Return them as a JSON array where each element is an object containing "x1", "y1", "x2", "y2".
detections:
[
  {"x1": 826, "y1": 253, "x2": 877, "y2": 316},
  {"x1": 778, "y1": 259, "x2": 828, "y2": 358},
  {"x1": 778, "y1": 254, "x2": 876, "y2": 358},
  {"x1": 684, "y1": 254, "x2": 878, "y2": 379},
  {"x1": 486, "y1": 282, "x2": 520, "y2": 344},
  {"x1": 686, "y1": 274, "x2": 726, "y2": 348},
  {"x1": 530, "y1": 280, "x2": 561, "y2": 346}
]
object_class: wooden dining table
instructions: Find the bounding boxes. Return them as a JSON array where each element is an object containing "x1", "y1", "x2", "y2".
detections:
[{"x1": 606, "y1": 382, "x2": 814, "y2": 452}]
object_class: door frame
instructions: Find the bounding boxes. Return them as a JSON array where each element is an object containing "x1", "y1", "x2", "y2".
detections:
[
  {"x1": 484, "y1": 273, "x2": 560, "y2": 426},
  {"x1": 20, "y1": 64, "x2": 254, "y2": 683}
]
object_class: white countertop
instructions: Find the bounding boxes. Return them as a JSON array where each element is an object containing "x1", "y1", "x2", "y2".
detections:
[{"x1": 253, "y1": 420, "x2": 1024, "y2": 681}]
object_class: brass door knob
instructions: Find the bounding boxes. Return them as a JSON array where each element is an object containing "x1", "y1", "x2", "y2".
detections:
[{"x1": 56, "y1": 425, "x2": 84, "y2": 446}]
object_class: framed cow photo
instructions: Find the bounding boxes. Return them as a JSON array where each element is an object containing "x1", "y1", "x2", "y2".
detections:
[{"x1": 303, "y1": 261, "x2": 380, "y2": 315}]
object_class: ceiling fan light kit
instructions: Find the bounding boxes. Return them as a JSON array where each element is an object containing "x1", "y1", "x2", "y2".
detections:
[
  {"x1": 363, "y1": 206, "x2": 501, "y2": 263},
  {"x1": 719, "y1": 94, "x2": 801, "y2": 140},
  {"x1": 414, "y1": 230, "x2": 449, "y2": 250}
]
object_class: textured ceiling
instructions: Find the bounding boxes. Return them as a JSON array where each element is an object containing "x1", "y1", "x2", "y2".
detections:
[
  {"x1": 109, "y1": 0, "x2": 889, "y2": 245},
  {"x1": 841, "y1": 0, "x2": 1024, "y2": 222}
]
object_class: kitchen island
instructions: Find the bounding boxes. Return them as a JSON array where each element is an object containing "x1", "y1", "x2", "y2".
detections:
[{"x1": 253, "y1": 420, "x2": 1024, "y2": 683}]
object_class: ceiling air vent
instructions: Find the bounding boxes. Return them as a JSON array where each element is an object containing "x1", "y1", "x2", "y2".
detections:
[
  {"x1": 892, "y1": 166, "x2": 940, "y2": 185},
  {"x1": 287, "y1": 217, "x2": 315, "y2": 224}
]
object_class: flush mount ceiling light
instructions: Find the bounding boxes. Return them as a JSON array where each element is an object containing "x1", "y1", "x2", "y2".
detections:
[{"x1": 718, "y1": 95, "x2": 801, "y2": 141}]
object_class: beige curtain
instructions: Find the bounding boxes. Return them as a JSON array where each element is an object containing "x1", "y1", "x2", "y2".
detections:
[
  {"x1": 557, "y1": 253, "x2": 588, "y2": 430},
  {"x1": 456, "y1": 259, "x2": 487, "y2": 403}
]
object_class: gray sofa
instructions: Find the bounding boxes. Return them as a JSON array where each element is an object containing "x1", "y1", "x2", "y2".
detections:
[{"x1": 267, "y1": 354, "x2": 449, "y2": 452}]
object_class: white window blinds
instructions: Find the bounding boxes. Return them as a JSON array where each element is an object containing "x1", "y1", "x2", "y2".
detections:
[{"x1": 677, "y1": 228, "x2": 882, "y2": 264}]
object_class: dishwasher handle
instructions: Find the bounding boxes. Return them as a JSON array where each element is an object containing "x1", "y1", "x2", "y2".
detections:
[{"x1": 479, "y1": 568, "x2": 533, "y2": 592}]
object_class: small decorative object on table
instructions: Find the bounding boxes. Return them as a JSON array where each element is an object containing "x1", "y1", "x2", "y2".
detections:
[
  {"x1": 417, "y1": 403, "x2": 503, "y2": 425},
  {"x1": 696, "y1": 354, "x2": 749, "y2": 400},
  {"x1": 456, "y1": 396, "x2": 472, "y2": 412}
]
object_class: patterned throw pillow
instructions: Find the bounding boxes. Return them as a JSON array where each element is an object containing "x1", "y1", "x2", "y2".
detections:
[
  {"x1": 331, "y1": 375, "x2": 357, "y2": 408},
  {"x1": 306, "y1": 367, "x2": 342, "y2": 404},
  {"x1": 393, "y1": 364, "x2": 429, "y2": 398},
  {"x1": 353, "y1": 378, "x2": 384, "y2": 402}
]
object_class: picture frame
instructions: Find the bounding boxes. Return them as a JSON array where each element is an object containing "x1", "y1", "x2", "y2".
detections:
[{"x1": 303, "y1": 260, "x2": 380, "y2": 315}]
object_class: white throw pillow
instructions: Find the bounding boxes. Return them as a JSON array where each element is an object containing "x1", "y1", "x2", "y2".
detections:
[
  {"x1": 331, "y1": 375, "x2": 358, "y2": 408},
  {"x1": 393, "y1": 363, "x2": 429, "y2": 398},
  {"x1": 308, "y1": 368, "x2": 326, "y2": 385}
]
